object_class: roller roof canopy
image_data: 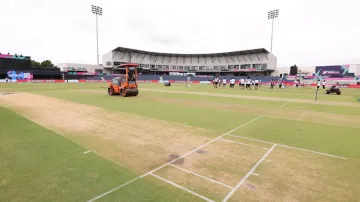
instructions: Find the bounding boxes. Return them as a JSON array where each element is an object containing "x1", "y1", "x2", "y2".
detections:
[{"x1": 112, "y1": 47, "x2": 269, "y2": 57}]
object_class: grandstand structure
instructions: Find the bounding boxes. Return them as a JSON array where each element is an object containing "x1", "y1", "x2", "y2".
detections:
[
  {"x1": 102, "y1": 47, "x2": 277, "y2": 76},
  {"x1": 0, "y1": 53, "x2": 61, "y2": 80}
]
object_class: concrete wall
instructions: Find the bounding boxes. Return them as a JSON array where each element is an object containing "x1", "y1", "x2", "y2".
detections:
[
  {"x1": 102, "y1": 51, "x2": 114, "y2": 67},
  {"x1": 349, "y1": 64, "x2": 360, "y2": 76},
  {"x1": 57, "y1": 63, "x2": 103, "y2": 73}
]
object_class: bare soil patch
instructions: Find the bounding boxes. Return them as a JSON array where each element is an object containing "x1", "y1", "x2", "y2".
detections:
[
  {"x1": 0, "y1": 93, "x2": 213, "y2": 173},
  {"x1": 154, "y1": 165, "x2": 230, "y2": 201},
  {"x1": 230, "y1": 146, "x2": 360, "y2": 202},
  {"x1": 223, "y1": 136, "x2": 273, "y2": 150},
  {"x1": 173, "y1": 139, "x2": 266, "y2": 186}
]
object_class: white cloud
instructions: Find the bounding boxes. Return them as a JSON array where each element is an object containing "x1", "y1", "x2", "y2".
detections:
[{"x1": 1, "y1": 0, "x2": 359, "y2": 67}]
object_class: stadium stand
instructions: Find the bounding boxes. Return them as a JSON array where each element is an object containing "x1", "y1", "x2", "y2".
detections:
[
  {"x1": 102, "y1": 47, "x2": 278, "y2": 77},
  {"x1": 0, "y1": 53, "x2": 62, "y2": 80}
]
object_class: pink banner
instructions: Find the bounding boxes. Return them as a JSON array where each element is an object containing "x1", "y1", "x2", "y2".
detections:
[
  {"x1": 0, "y1": 54, "x2": 13, "y2": 59},
  {"x1": 322, "y1": 77, "x2": 355, "y2": 81}
]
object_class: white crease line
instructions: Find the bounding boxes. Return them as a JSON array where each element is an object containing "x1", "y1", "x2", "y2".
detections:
[
  {"x1": 261, "y1": 114, "x2": 360, "y2": 129},
  {"x1": 87, "y1": 115, "x2": 266, "y2": 202},
  {"x1": 169, "y1": 164, "x2": 233, "y2": 189},
  {"x1": 86, "y1": 100, "x2": 293, "y2": 202},
  {"x1": 222, "y1": 144, "x2": 277, "y2": 202},
  {"x1": 87, "y1": 176, "x2": 143, "y2": 202},
  {"x1": 219, "y1": 138, "x2": 269, "y2": 150},
  {"x1": 83, "y1": 151, "x2": 91, "y2": 154},
  {"x1": 279, "y1": 144, "x2": 347, "y2": 160},
  {"x1": 228, "y1": 135, "x2": 273, "y2": 145},
  {"x1": 298, "y1": 111, "x2": 307, "y2": 120},
  {"x1": 150, "y1": 173, "x2": 215, "y2": 202},
  {"x1": 228, "y1": 135, "x2": 347, "y2": 160}
]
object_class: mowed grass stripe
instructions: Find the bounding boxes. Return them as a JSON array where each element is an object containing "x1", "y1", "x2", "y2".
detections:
[
  {"x1": 0, "y1": 106, "x2": 138, "y2": 201},
  {"x1": 72, "y1": 89, "x2": 360, "y2": 128},
  {"x1": 131, "y1": 89, "x2": 360, "y2": 117},
  {"x1": 2, "y1": 82, "x2": 359, "y2": 103},
  {"x1": 231, "y1": 117, "x2": 360, "y2": 159},
  {"x1": 4, "y1": 83, "x2": 359, "y2": 115},
  {"x1": 78, "y1": 88, "x2": 284, "y2": 108},
  {"x1": 142, "y1": 84, "x2": 356, "y2": 101},
  {"x1": 284, "y1": 102, "x2": 360, "y2": 116},
  {"x1": 139, "y1": 85, "x2": 359, "y2": 103}
]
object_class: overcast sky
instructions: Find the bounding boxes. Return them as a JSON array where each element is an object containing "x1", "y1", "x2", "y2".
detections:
[{"x1": 1, "y1": 0, "x2": 359, "y2": 69}]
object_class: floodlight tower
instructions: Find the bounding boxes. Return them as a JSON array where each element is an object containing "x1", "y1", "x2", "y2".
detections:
[
  {"x1": 268, "y1": 9, "x2": 279, "y2": 53},
  {"x1": 91, "y1": 5, "x2": 103, "y2": 66}
]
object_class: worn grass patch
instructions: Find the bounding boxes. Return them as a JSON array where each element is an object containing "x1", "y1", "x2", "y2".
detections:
[
  {"x1": 230, "y1": 146, "x2": 360, "y2": 202},
  {"x1": 33, "y1": 89, "x2": 260, "y2": 133},
  {"x1": 154, "y1": 165, "x2": 231, "y2": 201},
  {"x1": 0, "y1": 93, "x2": 214, "y2": 173},
  {"x1": 173, "y1": 139, "x2": 267, "y2": 187},
  {"x1": 222, "y1": 136, "x2": 273, "y2": 150}
]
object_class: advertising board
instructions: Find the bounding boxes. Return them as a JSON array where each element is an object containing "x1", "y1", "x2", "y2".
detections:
[{"x1": 315, "y1": 65, "x2": 350, "y2": 77}]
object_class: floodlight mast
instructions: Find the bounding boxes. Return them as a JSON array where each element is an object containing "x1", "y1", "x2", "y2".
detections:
[
  {"x1": 91, "y1": 5, "x2": 103, "y2": 66},
  {"x1": 268, "y1": 9, "x2": 279, "y2": 53}
]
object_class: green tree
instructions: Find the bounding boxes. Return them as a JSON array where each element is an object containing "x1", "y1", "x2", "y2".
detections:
[
  {"x1": 40, "y1": 60, "x2": 54, "y2": 68},
  {"x1": 31, "y1": 60, "x2": 41, "y2": 68}
]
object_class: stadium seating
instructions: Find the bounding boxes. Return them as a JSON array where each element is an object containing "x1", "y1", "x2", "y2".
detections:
[{"x1": 204, "y1": 56, "x2": 213, "y2": 64}]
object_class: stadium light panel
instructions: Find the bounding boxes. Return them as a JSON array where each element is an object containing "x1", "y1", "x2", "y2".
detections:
[
  {"x1": 267, "y1": 9, "x2": 279, "y2": 19},
  {"x1": 91, "y1": 5, "x2": 103, "y2": 15}
]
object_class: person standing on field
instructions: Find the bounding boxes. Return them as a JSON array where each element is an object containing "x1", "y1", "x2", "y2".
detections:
[
  {"x1": 271, "y1": 79, "x2": 275, "y2": 89},
  {"x1": 230, "y1": 78, "x2": 235, "y2": 88},
  {"x1": 213, "y1": 77, "x2": 218, "y2": 88},
  {"x1": 240, "y1": 78, "x2": 245, "y2": 89},
  {"x1": 222, "y1": 77, "x2": 227, "y2": 87},
  {"x1": 246, "y1": 78, "x2": 251, "y2": 90},
  {"x1": 255, "y1": 79, "x2": 259, "y2": 90},
  {"x1": 322, "y1": 80, "x2": 326, "y2": 89}
]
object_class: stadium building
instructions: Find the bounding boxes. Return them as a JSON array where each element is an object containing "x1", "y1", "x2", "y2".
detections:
[{"x1": 102, "y1": 47, "x2": 277, "y2": 76}]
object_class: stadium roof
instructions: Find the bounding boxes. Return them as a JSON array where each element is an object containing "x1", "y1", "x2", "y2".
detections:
[{"x1": 112, "y1": 47, "x2": 269, "y2": 57}]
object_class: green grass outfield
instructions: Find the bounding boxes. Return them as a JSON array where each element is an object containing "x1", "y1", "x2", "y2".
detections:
[{"x1": 1, "y1": 82, "x2": 360, "y2": 202}]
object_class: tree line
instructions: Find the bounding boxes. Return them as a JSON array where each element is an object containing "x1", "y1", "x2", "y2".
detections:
[{"x1": 31, "y1": 60, "x2": 56, "y2": 68}]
